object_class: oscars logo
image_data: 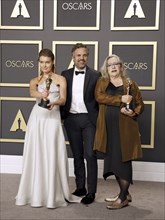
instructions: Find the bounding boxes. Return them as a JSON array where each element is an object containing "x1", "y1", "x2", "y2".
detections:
[
  {"x1": 38, "y1": 75, "x2": 52, "y2": 109},
  {"x1": 124, "y1": 0, "x2": 145, "y2": 19},
  {"x1": 10, "y1": 109, "x2": 26, "y2": 132},
  {"x1": 10, "y1": 0, "x2": 30, "y2": 18}
]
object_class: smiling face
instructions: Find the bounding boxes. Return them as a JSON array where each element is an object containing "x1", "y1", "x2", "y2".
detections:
[
  {"x1": 39, "y1": 56, "x2": 53, "y2": 75},
  {"x1": 72, "y1": 47, "x2": 88, "y2": 70},
  {"x1": 107, "y1": 56, "x2": 123, "y2": 78}
]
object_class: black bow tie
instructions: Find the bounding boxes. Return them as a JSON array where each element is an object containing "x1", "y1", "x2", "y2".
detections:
[{"x1": 75, "y1": 71, "x2": 85, "y2": 75}]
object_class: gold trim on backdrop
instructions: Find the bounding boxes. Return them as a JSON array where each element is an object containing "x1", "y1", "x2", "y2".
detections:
[
  {"x1": 0, "y1": 97, "x2": 35, "y2": 101},
  {"x1": 0, "y1": 139, "x2": 24, "y2": 143},
  {"x1": 0, "y1": 83, "x2": 29, "y2": 87},
  {"x1": 0, "y1": 40, "x2": 42, "y2": 45},
  {"x1": 52, "y1": 41, "x2": 98, "y2": 70},
  {"x1": 0, "y1": 40, "x2": 42, "y2": 87},
  {"x1": 0, "y1": 0, "x2": 43, "y2": 30},
  {"x1": 142, "y1": 101, "x2": 155, "y2": 149},
  {"x1": 53, "y1": 0, "x2": 100, "y2": 30},
  {"x1": 111, "y1": 0, "x2": 160, "y2": 30},
  {"x1": 109, "y1": 41, "x2": 157, "y2": 90},
  {"x1": 0, "y1": 139, "x2": 70, "y2": 144}
]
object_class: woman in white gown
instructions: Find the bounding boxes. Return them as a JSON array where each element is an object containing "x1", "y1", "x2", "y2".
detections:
[{"x1": 15, "y1": 49, "x2": 81, "y2": 208}]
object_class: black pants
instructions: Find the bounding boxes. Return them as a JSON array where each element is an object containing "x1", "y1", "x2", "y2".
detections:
[{"x1": 64, "y1": 113, "x2": 98, "y2": 194}]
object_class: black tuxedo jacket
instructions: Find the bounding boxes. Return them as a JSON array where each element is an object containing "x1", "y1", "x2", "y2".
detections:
[{"x1": 60, "y1": 66, "x2": 100, "y2": 126}]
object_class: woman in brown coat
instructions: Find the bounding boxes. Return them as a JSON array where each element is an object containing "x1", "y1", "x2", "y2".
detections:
[{"x1": 94, "y1": 54, "x2": 144, "y2": 209}]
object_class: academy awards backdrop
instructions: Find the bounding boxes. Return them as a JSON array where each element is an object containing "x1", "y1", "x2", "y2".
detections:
[{"x1": 0, "y1": 0, "x2": 164, "y2": 181}]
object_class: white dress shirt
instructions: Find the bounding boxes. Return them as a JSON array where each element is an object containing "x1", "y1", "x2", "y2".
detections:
[{"x1": 70, "y1": 67, "x2": 88, "y2": 114}]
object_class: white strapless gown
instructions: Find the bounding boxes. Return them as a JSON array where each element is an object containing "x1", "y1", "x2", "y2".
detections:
[{"x1": 15, "y1": 83, "x2": 81, "y2": 208}]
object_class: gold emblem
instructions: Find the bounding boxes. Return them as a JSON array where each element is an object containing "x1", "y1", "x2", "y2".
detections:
[{"x1": 10, "y1": 109, "x2": 26, "y2": 132}]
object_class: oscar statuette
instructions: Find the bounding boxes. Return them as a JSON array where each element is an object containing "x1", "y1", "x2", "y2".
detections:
[
  {"x1": 125, "y1": 78, "x2": 131, "y2": 110},
  {"x1": 38, "y1": 75, "x2": 52, "y2": 109}
]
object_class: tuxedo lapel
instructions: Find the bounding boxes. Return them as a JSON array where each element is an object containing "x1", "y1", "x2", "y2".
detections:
[{"x1": 84, "y1": 67, "x2": 91, "y2": 96}]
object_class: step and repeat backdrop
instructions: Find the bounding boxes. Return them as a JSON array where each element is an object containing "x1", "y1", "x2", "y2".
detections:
[{"x1": 0, "y1": 0, "x2": 164, "y2": 162}]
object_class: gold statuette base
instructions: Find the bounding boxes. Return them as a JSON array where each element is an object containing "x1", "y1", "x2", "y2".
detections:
[{"x1": 38, "y1": 99, "x2": 50, "y2": 109}]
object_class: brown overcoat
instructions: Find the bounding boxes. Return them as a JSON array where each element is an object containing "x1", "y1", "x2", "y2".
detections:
[{"x1": 94, "y1": 77, "x2": 144, "y2": 162}]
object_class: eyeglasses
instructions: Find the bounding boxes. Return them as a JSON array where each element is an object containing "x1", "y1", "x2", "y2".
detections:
[{"x1": 107, "y1": 62, "x2": 121, "y2": 68}]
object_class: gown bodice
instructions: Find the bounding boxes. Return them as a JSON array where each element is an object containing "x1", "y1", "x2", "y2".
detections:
[{"x1": 37, "y1": 82, "x2": 60, "y2": 105}]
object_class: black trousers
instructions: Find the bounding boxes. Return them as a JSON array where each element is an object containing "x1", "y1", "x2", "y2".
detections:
[{"x1": 64, "y1": 113, "x2": 98, "y2": 194}]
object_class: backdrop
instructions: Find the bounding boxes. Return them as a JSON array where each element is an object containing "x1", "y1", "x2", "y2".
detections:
[{"x1": 0, "y1": 0, "x2": 164, "y2": 163}]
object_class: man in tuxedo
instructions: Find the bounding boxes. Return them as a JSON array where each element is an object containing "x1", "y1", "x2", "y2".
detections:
[{"x1": 60, "y1": 43, "x2": 100, "y2": 204}]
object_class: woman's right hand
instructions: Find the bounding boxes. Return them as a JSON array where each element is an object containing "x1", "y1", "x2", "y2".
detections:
[
  {"x1": 41, "y1": 90, "x2": 49, "y2": 99},
  {"x1": 121, "y1": 95, "x2": 132, "y2": 104},
  {"x1": 121, "y1": 107, "x2": 136, "y2": 117}
]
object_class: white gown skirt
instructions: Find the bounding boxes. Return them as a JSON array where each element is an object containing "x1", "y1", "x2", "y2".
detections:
[{"x1": 15, "y1": 104, "x2": 81, "y2": 208}]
